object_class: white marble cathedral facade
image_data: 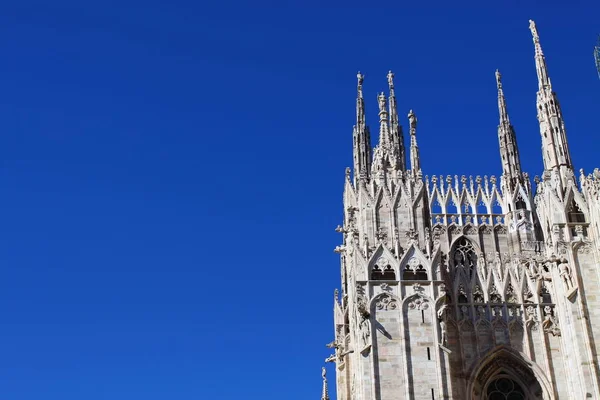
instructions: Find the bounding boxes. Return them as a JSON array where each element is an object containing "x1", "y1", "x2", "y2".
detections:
[{"x1": 321, "y1": 20, "x2": 600, "y2": 400}]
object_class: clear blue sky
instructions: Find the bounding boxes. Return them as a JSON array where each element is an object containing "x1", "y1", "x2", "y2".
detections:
[{"x1": 0, "y1": 1, "x2": 598, "y2": 399}]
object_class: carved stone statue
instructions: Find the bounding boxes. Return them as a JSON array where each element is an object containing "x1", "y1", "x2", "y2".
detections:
[
  {"x1": 359, "y1": 316, "x2": 371, "y2": 351},
  {"x1": 437, "y1": 304, "x2": 450, "y2": 345},
  {"x1": 478, "y1": 252, "x2": 487, "y2": 278},
  {"x1": 325, "y1": 338, "x2": 354, "y2": 364},
  {"x1": 558, "y1": 258, "x2": 574, "y2": 290},
  {"x1": 528, "y1": 259, "x2": 540, "y2": 280},
  {"x1": 494, "y1": 252, "x2": 502, "y2": 276},
  {"x1": 439, "y1": 319, "x2": 447, "y2": 345},
  {"x1": 387, "y1": 70, "x2": 394, "y2": 88}
]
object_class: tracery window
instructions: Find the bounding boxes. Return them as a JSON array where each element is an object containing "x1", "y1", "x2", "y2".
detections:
[
  {"x1": 371, "y1": 265, "x2": 396, "y2": 280},
  {"x1": 515, "y1": 196, "x2": 527, "y2": 210},
  {"x1": 453, "y1": 238, "x2": 477, "y2": 275},
  {"x1": 540, "y1": 284, "x2": 552, "y2": 304},
  {"x1": 371, "y1": 266, "x2": 383, "y2": 280},
  {"x1": 381, "y1": 265, "x2": 396, "y2": 280},
  {"x1": 485, "y1": 377, "x2": 527, "y2": 400},
  {"x1": 567, "y1": 200, "x2": 585, "y2": 223},
  {"x1": 402, "y1": 264, "x2": 427, "y2": 281}
]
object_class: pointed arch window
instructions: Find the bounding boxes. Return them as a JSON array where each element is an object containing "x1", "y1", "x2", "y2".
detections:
[
  {"x1": 452, "y1": 238, "x2": 477, "y2": 275},
  {"x1": 492, "y1": 201, "x2": 503, "y2": 215},
  {"x1": 431, "y1": 200, "x2": 442, "y2": 215},
  {"x1": 477, "y1": 201, "x2": 488, "y2": 215},
  {"x1": 540, "y1": 284, "x2": 552, "y2": 304},
  {"x1": 371, "y1": 266, "x2": 383, "y2": 280},
  {"x1": 446, "y1": 201, "x2": 458, "y2": 215},
  {"x1": 567, "y1": 200, "x2": 585, "y2": 223},
  {"x1": 371, "y1": 264, "x2": 396, "y2": 281},
  {"x1": 381, "y1": 265, "x2": 396, "y2": 280},
  {"x1": 402, "y1": 259, "x2": 428, "y2": 281},
  {"x1": 485, "y1": 377, "x2": 526, "y2": 400},
  {"x1": 515, "y1": 195, "x2": 527, "y2": 210}
]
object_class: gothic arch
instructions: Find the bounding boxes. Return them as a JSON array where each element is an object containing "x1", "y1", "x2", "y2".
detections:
[
  {"x1": 466, "y1": 346, "x2": 551, "y2": 400},
  {"x1": 368, "y1": 292, "x2": 401, "y2": 313},
  {"x1": 367, "y1": 245, "x2": 398, "y2": 281},
  {"x1": 401, "y1": 291, "x2": 433, "y2": 313},
  {"x1": 511, "y1": 186, "x2": 531, "y2": 211},
  {"x1": 564, "y1": 185, "x2": 589, "y2": 220},
  {"x1": 398, "y1": 245, "x2": 430, "y2": 281},
  {"x1": 450, "y1": 236, "x2": 481, "y2": 281}
]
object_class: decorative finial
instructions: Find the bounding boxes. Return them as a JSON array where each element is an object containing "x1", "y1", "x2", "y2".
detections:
[
  {"x1": 529, "y1": 20, "x2": 539, "y2": 42},
  {"x1": 321, "y1": 367, "x2": 330, "y2": 400},
  {"x1": 378, "y1": 92, "x2": 387, "y2": 113},
  {"x1": 529, "y1": 20, "x2": 544, "y2": 55},
  {"x1": 495, "y1": 69, "x2": 502, "y2": 89},
  {"x1": 408, "y1": 109, "x2": 417, "y2": 128},
  {"x1": 356, "y1": 72, "x2": 364, "y2": 99}
]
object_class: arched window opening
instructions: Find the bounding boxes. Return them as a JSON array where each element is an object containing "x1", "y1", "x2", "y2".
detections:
[
  {"x1": 492, "y1": 201, "x2": 503, "y2": 215},
  {"x1": 381, "y1": 265, "x2": 396, "y2": 280},
  {"x1": 431, "y1": 200, "x2": 442, "y2": 215},
  {"x1": 415, "y1": 265, "x2": 428, "y2": 280},
  {"x1": 447, "y1": 201, "x2": 458, "y2": 214},
  {"x1": 452, "y1": 238, "x2": 477, "y2": 275},
  {"x1": 371, "y1": 266, "x2": 383, "y2": 280},
  {"x1": 485, "y1": 377, "x2": 526, "y2": 400},
  {"x1": 540, "y1": 285, "x2": 552, "y2": 304},
  {"x1": 567, "y1": 200, "x2": 585, "y2": 223},
  {"x1": 403, "y1": 266, "x2": 416, "y2": 280},
  {"x1": 515, "y1": 196, "x2": 527, "y2": 210},
  {"x1": 477, "y1": 202, "x2": 488, "y2": 214}
]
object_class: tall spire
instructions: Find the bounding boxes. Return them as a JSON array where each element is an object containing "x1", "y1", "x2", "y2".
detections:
[
  {"x1": 529, "y1": 20, "x2": 551, "y2": 90},
  {"x1": 352, "y1": 72, "x2": 372, "y2": 184},
  {"x1": 377, "y1": 92, "x2": 390, "y2": 147},
  {"x1": 321, "y1": 367, "x2": 330, "y2": 400},
  {"x1": 408, "y1": 110, "x2": 421, "y2": 175},
  {"x1": 356, "y1": 72, "x2": 365, "y2": 125},
  {"x1": 495, "y1": 70, "x2": 522, "y2": 189},
  {"x1": 528, "y1": 20, "x2": 573, "y2": 191},
  {"x1": 496, "y1": 70, "x2": 510, "y2": 125},
  {"x1": 387, "y1": 71, "x2": 406, "y2": 171}
]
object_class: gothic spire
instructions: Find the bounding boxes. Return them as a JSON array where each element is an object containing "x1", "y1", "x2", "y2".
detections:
[
  {"x1": 495, "y1": 70, "x2": 522, "y2": 189},
  {"x1": 321, "y1": 367, "x2": 330, "y2": 400},
  {"x1": 377, "y1": 92, "x2": 390, "y2": 147},
  {"x1": 529, "y1": 20, "x2": 551, "y2": 90},
  {"x1": 528, "y1": 20, "x2": 573, "y2": 191},
  {"x1": 352, "y1": 72, "x2": 372, "y2": 184},
  {"x1": 408, "y1": 110, "x2": 421, "y2": 175},
  {"x1": 387, "y1": 71, "x2": 406, "y2": 171},
  {"x1": 356, "y1": 72, "x2": 365, "y2": 125},
  {"x1": 496, "y1": 70, "x2": 510, "y2": 125}
]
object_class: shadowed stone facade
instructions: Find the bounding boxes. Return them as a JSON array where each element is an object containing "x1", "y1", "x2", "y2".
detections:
[{"x1": 323, "y1": 20, "x2": 600, "y2": 400}]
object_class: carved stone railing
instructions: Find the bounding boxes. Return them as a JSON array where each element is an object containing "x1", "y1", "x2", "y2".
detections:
[{"x1": 431, "y1": 213, "x2": 505, "y2": 226}]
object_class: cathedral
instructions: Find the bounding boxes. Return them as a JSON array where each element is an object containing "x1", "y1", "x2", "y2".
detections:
[{"x1": 321, "y1": 20, "x2": 600, "y2": 400}]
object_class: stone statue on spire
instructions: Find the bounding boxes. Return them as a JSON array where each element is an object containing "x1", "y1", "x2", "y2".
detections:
[
  {"x1": 387, "y1": 70, "x2": 394, "y2": 88},
  {"x1": 357, "y1": 72, "x2": 364, "y2": 88},
  {"x1": 377, "y1": 92, "x2": 387, "y2": 114}
]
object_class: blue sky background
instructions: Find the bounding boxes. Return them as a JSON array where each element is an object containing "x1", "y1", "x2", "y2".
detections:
[{"x1": 0, "y1": 1, "x2": 599, "y2": 399}]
